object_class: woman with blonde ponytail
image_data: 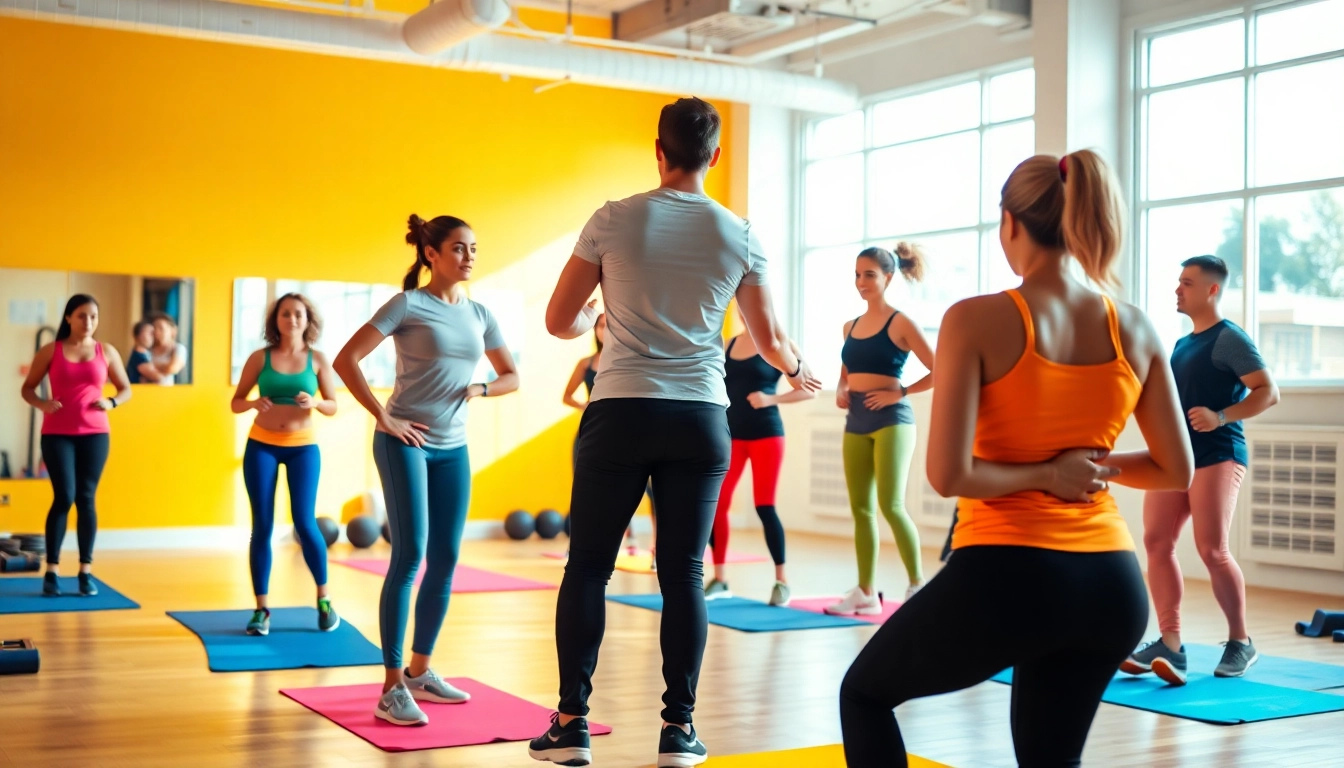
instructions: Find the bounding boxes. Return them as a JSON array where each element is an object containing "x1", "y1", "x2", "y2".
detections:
[
  {"x1": 334, "y1": 214, "x2": 520, "y2": 728},
  {"x1": 839, "y1": 151, "x2": 1194, "y2": 767}
]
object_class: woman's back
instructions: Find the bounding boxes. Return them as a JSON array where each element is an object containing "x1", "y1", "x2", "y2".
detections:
[{"x1": 952, "y1": 284, "x2": 1148, "y2": 552}]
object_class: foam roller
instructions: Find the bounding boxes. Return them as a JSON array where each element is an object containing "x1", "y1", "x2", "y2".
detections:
[
  {"x1": 0, "y1": 639, "x2": 39, "y2": 675},
  {"x1": 1294, "y1": 609, "x2": 1344, "y2": 638}
]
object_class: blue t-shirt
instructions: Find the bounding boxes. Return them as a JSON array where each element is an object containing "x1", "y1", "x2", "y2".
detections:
[
  {"x1": 1170, "y1": 319, "x2": 1266, "y2": 468},
  {"x1": 126, "y1": 349, "x2": 152, "y2": 384}
]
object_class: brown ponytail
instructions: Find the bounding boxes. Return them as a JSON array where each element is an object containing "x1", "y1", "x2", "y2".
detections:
[
  {"x1": 404, "y1": 213, "x2": 471, "y2": 291},
  {"x1": 893, "y1": 241, "x2": 926, "y2": 283},
  {"x1": 858, "y1": 242, "x2": 925, "y2": 285},
  {"x1": 1000, "y1": 150, "x2": 1125, "y2": 289}
]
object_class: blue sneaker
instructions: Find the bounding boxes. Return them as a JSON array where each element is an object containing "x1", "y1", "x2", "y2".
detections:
[
  {"x1": 78, "y1": 572, "x2": 98, "y2": 597},
  {"x1": 42, "y1": 571, "x2": 61, "y2": 596},
  {"x1": 528, "y1": 712, "x2": 591, "y2": 766}
]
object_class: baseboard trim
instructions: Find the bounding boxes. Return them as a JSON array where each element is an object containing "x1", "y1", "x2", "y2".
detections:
[{"x1": 3, "y1": 519, "x2": 515, "y2": 553}]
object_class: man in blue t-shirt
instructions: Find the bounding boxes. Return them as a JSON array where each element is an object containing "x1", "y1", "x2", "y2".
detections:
[{"x1": 1123, "y1": 255, "x2": 1280, "y2": 686}]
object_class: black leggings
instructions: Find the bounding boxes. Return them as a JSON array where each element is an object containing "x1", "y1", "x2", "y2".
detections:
[
  {"x1": 42, "y1": 433, "x2": 110, "y2": 566},
  {"x1": 841, "y1": 546, "x2": 1148, "y2": 768},
  {"x1": 556, "y1": 398, "x2": 730, "y2": 724}
]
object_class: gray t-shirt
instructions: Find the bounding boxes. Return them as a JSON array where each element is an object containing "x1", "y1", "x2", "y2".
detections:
[
  {"x1": 370, "y1": 289, "x2": 505, "y2": 449},
  {"x1": 576, "y1": 188, "x2": 768, "y2": 405}
]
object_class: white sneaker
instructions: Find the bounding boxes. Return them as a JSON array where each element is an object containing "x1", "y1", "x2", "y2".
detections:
[
  {"x1": 904, "y1": 582, "x2": 924, "y2": 601},
  {"x1": 824, "y1": 586, "x2": 883, "y2": 616}
]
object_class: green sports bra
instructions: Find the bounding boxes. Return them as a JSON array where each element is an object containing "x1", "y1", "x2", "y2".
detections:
[{"x1": 258, "y1": 349, "x2": 318, "y2": 405}]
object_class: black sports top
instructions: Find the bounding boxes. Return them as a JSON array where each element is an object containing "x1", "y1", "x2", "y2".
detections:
[
  {"x1": 724, "y1": 337, "x2": 784, "y2": 440},
  {"x1": 841, "y1": 311, "x2": 910, "y2": 378},
  {"x1": 582, "y1": 357, "x2": 598, "y2": 396}
]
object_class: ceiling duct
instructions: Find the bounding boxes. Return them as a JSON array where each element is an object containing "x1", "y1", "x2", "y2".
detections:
[{"x1": 0, "y1": 0, "x2": 859, "y2": 113}]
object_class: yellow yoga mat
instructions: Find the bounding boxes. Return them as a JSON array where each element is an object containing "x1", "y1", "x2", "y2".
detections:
[{"x1": 704, "y1": 745, "x2": 949, "y2": 767}]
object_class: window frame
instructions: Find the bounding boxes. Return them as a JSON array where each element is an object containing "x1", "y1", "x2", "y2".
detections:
[
  {"x1": 1132, "y1": 0, "x2": 1344, "y2": 389},
  {"x1": 795, "y1": 60, "x2": 1034, "y2": 329}
]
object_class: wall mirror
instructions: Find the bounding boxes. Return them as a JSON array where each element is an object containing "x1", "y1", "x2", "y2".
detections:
[{"x1": 1, "y1": 267, "x2": 196, "y2": 479}]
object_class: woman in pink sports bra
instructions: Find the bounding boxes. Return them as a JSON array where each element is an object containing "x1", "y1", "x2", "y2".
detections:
[{"x1": 21, "y1": 294, "x2": 132, "y2": 597}]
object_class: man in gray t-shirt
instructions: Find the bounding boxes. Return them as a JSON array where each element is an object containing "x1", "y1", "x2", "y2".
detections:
[
  {"x1": 574, "y1": 188, "x2": 768, "y2": 405},
  {"x1": 529, "y1": 97, "x2": 820, "y2": 768}
]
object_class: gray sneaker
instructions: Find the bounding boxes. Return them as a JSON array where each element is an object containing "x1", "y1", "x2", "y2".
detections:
[
  {"x1": 375, "y1": 683, "x2": 429, "y2": 726},
  {"x1": 404, "y1": 667, "x2": 471, "y2": 704},
  {"x1": 768, "y1": 581, "x2": 791, "y2": 607},
  {"x1": 703, "y1": 579, "x2": 731, "y2": 601},
  {"x1": 1214, "y1": 639, "x2": 1259, "y2": 678},
  {"x1": 1120, "y1": 639, "x2": 1187, "y2": 686}
]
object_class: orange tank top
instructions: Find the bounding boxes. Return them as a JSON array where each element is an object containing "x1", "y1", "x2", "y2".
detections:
[{"x1": 951, "y1": 290, "x2": 1142, "y2": 553}]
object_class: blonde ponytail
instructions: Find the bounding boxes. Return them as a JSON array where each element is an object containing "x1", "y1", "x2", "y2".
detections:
[{"x1": 1060, "y1": 150, "x2": 1124, "y2": 289}]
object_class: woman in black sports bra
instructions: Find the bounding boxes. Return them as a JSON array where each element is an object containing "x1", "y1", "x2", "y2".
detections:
[
  {"x1": 703, "y1": 309, "x2": 815, "y2": 606},
  {"x1": 563, "y1": 313, "x2": 653, "y2": 557},
  {"x1": 825, "y1": 244, "x2": 936, "y2": 617}
]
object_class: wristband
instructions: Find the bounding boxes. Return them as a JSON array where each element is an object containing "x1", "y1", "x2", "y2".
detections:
[
  {"x1": 900, "y1": 385, "x2": 908, "y2": 398},
  {"x1": 1217, "y1": 409, "x2": 1226, "y2": 427},
  {"x1": 481, "y1": 382, "x2": 490, "y2": 398},
  {"x1": 788, "y1": 360, "x2": 803, "y2": 377}
]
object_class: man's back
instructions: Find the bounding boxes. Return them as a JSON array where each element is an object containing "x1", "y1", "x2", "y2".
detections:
[{"x1": 574, "y1": 188, "x2": 766, "y2": 405}]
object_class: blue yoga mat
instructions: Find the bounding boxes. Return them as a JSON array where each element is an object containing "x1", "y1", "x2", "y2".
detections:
[
  {"x1": 989, "y1": 645, "x2": 1344, "y2": 724},
  {"x1": 167, "y1": 607, "x2": 383, "y2": 672},
  {"x1": 608, "y1": 594, "x2": 868, "y2": 632},
  {"x1": 0, "y1": 576, "x2": 139, "y2": 614}
]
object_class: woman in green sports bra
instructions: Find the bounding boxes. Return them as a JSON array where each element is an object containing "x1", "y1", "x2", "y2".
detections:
[{"x1": 230, "y1": 293, "x2": 341, "y2": 637}]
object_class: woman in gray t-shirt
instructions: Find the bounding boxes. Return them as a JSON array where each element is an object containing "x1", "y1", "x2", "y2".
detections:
[{"x1": 334, "y1": 214, "x2": 518, "y2": 727}]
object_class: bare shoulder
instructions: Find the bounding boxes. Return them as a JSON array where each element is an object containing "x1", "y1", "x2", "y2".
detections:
[
  {"x1": 945, "y1": 292, "x2": 1018, "y2": 329},
  {"x1": 311, "y1": 348, "x2": 330, "y2": 366},
  {"x1": 1113, "y1": 298, "x2": 1160, "y2": 355},
  {"x1": 102, "y1": 343, "x2": 123, "y2": 363},
  {"x1": 842, "y1": 318, "x2": 855, "y2": 337}
]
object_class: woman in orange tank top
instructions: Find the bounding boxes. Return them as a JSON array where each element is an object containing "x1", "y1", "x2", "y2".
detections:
[{"x1": 840, "y1": 151, "x2": 1194, "y2": 768}]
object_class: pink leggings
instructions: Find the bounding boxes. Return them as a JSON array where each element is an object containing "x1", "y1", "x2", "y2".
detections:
[{"x1": 1143, "y1": 461, "x2": 1247, "y2": 638}]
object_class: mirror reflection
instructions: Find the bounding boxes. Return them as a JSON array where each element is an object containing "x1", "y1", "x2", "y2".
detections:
[{"x1": 2, "y1": 268, "x2": 196, "y2": 480}]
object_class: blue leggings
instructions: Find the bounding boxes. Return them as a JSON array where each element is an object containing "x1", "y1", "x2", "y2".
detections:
[
  {"x1": 243, "y1": 439, "x2": 326, "y2": 596},
  {"x1": 373, "y1": 432, "x2": 471, "y2": 669}
]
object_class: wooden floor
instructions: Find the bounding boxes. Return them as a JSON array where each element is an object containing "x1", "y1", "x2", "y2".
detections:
[{"x1": 2, "y1": 533, "x2": 1342, "y2": 767}]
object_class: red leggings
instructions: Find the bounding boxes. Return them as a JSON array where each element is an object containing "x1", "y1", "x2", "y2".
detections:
[{"x1": 710, "y1": 437, "x2": 785, "y2": 566}]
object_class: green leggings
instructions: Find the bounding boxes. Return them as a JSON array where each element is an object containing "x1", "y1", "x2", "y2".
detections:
[{"x1": 843, "y1": 424, "x2": 922, "y2": 589}]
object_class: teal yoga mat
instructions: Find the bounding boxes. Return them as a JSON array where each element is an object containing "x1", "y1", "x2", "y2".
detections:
[
  {"x1": 608, "y1": 594, "x2": 868, "y2": 632},
  {"x1": 989, "y1": 645, "x2": 1344, "y2": 724}
]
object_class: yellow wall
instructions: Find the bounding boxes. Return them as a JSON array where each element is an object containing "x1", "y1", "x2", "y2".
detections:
[{"x1": 0, "y1": 15, "x2": 734, "y2": 531}]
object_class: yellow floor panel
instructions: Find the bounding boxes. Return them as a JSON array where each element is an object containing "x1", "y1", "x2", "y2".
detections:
[{"x1": 704, "y1": 744, "x2": 949, "y2": 767}]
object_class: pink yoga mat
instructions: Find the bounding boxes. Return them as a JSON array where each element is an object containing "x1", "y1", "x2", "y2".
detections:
[
  {"x1": 333, "y1": 561, "x2": 554, "y2": 592},
  {"x1": 789, "y1": 596, "x2": 902, "y2": 625},
  {"x1": 281, "y1": 679, "x2": 612, "y2": 752}
]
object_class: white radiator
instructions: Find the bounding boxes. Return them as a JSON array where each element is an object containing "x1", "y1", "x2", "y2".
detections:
[{"x1": 1241, "y1": 425, "x2": 1341, "y2": 572}]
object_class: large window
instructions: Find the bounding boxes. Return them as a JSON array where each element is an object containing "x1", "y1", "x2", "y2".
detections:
[
  {"x1": 1138, "y1": 0, "x2": 1344, "y2": 384},
  {"x1": 800, "y1": 66, "x2": 1035, "y2": 384}
]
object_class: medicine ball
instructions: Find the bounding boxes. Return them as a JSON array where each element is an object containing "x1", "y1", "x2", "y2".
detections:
[
  {"x1": 535, "y1": 509, "x2": 564, "y2": 540},
  {"x1": 347, "y1": 515, "x2": 381, "y2": 549},
  {"x1": 504, "y1": 510, "x2": 535, "y2": 540}
]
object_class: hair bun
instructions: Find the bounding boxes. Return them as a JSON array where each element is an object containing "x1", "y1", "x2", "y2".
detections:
[{"x1": 406, "y1": 214, "x2": 426, "y2": 246}]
